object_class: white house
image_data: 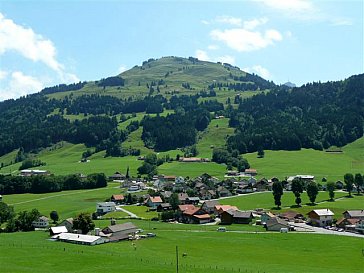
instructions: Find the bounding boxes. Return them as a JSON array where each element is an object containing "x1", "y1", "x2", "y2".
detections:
[
  {"x1": 20, "y1": 169, "x2": 49, "y2": 176},
  {"x1": 307, "y1": 209, "x2": 334, "y2": 227},
  {"x1": 96, "y1": 202, "x2": 116, "y2": 215},
  {"x1": 32, "y1": 216, "x2": 49, "y2": 228}
]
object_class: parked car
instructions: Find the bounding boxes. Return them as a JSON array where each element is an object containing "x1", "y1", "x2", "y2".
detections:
[
  {"x1": 147, "y1": 233, "x2": 156, "y2": 237},
  {"x1": 217, "y1": 227, "x2": 226, "y2": 232}
]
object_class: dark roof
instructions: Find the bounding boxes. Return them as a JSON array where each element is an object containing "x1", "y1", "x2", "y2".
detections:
[
  {"x1": 344, "y1": 210, "x2": 364, "y2": 218},
  {"x1": 158, "y1": 203, "x2": 172, "y2": 208},
  {"x1": 187, "y1": 197, "x2": 200, "y2": 201},
  {"x1": 103, "y1": 222, "x2": 137, "y2": 233},
  {"x1": 202, "y1": 200, "x2": 219, "y2": 208},
  {"x1": 279, "y1": 210, "x2": 303, "y2": 220},
  {"x1": 227, "y1": 210, "x2": 253, "y2": 219},
  {"x1": 178, "y1": 193, "x2": 189, "y2": 201},
  {"x1": 266, "y1": 217, "x2": 290, "y2": 227}
]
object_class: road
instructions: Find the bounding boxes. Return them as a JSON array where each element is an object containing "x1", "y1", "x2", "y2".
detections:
[{"x1": 116, "y1": 205, "x2": 139, "y2": 218}]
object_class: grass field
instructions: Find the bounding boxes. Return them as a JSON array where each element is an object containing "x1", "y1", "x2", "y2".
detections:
[
  {"x1": 0, "y1": 228, "x2": 362, "y2": 273},
  {"x1": 220, "y1": 191, "x2": 364, "y2": 218},
  {"x1": 2, "y1": 182, "x2": 123, "y2": 219},
  {"x1": 244, "y1": 136, "x2": 364, "y2": 182}
]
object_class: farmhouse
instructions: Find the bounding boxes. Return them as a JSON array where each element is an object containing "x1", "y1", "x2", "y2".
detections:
[
  {"x1": 146, "y1": 196, "x2": 163, "y2": 209},
  {"x1": 102, "y1": 222, "x2": 137, "y2": 241},
  {"x1": 52, "y1": 233, "x2": 108, "y2": 246},
  {"x1": 265, "y1": 217, "x2": 291, "y2": 231},
  {"x1": 96, "y1": 202, "x2": 116, "y2": 215},
  {"x1": 177, "y1": 193, "x2": 189, "y2": 204},
  {"x1": 220, "y1": 209, "x2": 253, "y2": 225},
  {"x1": 201, "y1": 200, "x2": 219, "y2": 214},
  {"x1": 178, "y1": 205, "x2": 210, "y2": 224},
  {"x1": 279, "y1": 211, "x2": 304, "y2": 222},
  {"x1": 109, "y1": 172, "x2": 126, "y2": 181},
  {"x1": 20, "y1": 169, "x2": 49, "y2": 176},
  {"x1": 50, "y1": 226, "x2": 68, "y2": 236},
  {"x1": 214, "y1": 205, "x2": 238, "y2": 216},
  {"x1": 307, "y1": 209, "x2": 334, "y2": 227},
  {"x1": 244, "y1": 169, "x2": 257, "y2": 176},
  {"x1": 185, "y1": 197, "x2": 200, "y2": 205},
  {"x1": 261, "y1": 212, "x2": 276, "y2": 224},
  {"x1": 58, "y1": 218, "x2": 74, "y2": 232},
  {"x1": 32, "y1": 216, "x2": 49, "y2": 228},
  {"x1": 157, "y1": 203, "x2": 172, "y2": 212},
  {"x1": 343, "y1": 210, "x2": 364, "y2": 220},
  {"x1": 111, "y1": 194, "x2": 125, "y2": 204}
]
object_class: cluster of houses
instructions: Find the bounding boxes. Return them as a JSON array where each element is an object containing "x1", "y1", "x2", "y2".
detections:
[{"x1": 49, "y1": 219, "x2": 139, "y2": 246}]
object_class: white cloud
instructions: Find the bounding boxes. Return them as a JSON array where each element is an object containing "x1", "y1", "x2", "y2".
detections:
[
  {"x1": 210, "y1": 28, "x2": 282, "y2": 52},
  {"x1": 216, "y1": 55, "x2": 235, "y2": 65},
  {"x1": 0, "y1": 71, "x2": 44, "y2": 101},
  {"x1": 195, "y1": 49, "x2": 211, "y2": 61},
  {"x1": 207, "y1": 44, "x2": 219, "y2": 50},
  {"x1": 201, "y1": 20, "x2": 210, "y2": 25},
  {"x1": 243, "y1": 17, "x2": 268, "y2": 30},
  {"x1": 118, "y1": 65, "x2": 128, "y2": 74},
  {"x1": 256, "y1": 0, "x2": 315, "y2": 13},
  {"x1": 243, "y1": 65, "x2": 272, "y2": 80},
  {"x1": 0, "y1": 70, "x2": 8, "y2": 80},
  {"x1": 0, "y1": 12, "x2": 79, "y2": 100},
  {"x1": 215, "y1": 16, "x2": 242, "y2": 26},
  {"x1": 330, "y1": 18, "x2": 353, "y2": 26}
]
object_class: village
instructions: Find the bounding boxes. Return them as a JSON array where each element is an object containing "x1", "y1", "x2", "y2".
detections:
[{"x1": 23, "y1": 168, "x2": 364, "y2": 246}]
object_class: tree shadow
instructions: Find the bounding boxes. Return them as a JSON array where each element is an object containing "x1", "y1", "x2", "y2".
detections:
[
  {"x1": 290, "y1": 205, "x2": 301, "y2": 208},
  {"x1": 271, "y1": 207, "x2": 282, "y2": 211}
]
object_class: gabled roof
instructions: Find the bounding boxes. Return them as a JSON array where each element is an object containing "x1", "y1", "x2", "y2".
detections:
[
  {"x1": 193, "y1": 214, "x2": 211, "y2": 219},
  {"x1": 158, "y1": 203, "x2": 172, "y2": 208},
  {"x1": 266, "y1": 217, "x2": 290, "y2": 227},
  {"x1": 50, "y1": 226, "x2": 68, "y2": 234},
  {"x1": 343, "y1": 210, "x2": 364, "y2": 218},
  {"x1": 279, "y1": 210, "x2": 303, "y2": 220},
  {"x1": 149, "y1": 196, "x2": 163, "y2": 203},
  {"x1": 227, "y1": 209, "x2": 253, "y2": 219},
  {"x1": 309, "y1": 209, "x2": 334, "y2": 217},
  {"x1": 202, "y1": 200, "x2": 219, "y2": 208},
  {"x1": 337, "y1": 218, "x2": 360, "y2": 226},
  {"x1": 178, "y1": 204, "x2": 198, "y2": 212},
  {"x1": 178, "y1": 193, "x2": 189, "y2": 201},
  {"x1": 215, "y1": 205, "x2": 238, "y2": 212},
  {"x1": 97, "y1": 202, "x2": 116, "y2": 207},
  {"x1": 111, "y1": 194, "x2": 124, "y2": 201},
  {"x1": 52, "y1": 233, "x2": 102, "y2": 243},
  {"x1": 103, "y1": 222, "x2": 137, "y2": 233},
  {"x1": 183, "y1": 207, "x2": 201, "y2": 216}
]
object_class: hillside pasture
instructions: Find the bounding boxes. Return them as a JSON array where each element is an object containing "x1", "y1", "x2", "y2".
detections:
[{"x1": 0, "y1": 229, "x2": 362, "y2": 273}]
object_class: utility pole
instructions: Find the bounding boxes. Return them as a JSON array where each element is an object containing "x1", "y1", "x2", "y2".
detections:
[{"x1": 176, "y1": 245, "x2": 179, "y2": 273}]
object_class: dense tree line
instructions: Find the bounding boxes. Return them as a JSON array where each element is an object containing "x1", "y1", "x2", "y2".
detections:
[
  {"x1": 40, "y1": 81, "x2": 87, "y2": 95},
  {"x1": 227, "y1": 74, "x2": 364, "y2": 153},
  {"x1": 0, "y1": 173, "x2": 107, "y2": 195},
  {"x1": 97, "y1": 76, "x2": 125, "y2": 87},
  {"x1": 141, "y1": 108, "x2": 211, "y2": 151}
]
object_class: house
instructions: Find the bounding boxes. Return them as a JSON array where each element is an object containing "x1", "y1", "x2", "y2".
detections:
[
  {"x1": 201, "y1": 200, "x2": 219, "y2": 214},
  {"x1": 32, "y1": 216, "x2": 49, "y2": 228},
  {"x1": 265, "y1": 217, "x2": 292, "y2": 231},
  {"x1": 307, "y1": 209, "x2": 334, "y2": 227},
  {"x1": 236, "y1": 184, "x2": 254, "y2": 194},
  {"x1": 343, "y1": 210, "x2": 364, "y2": 220},
  {"x1": 20, "y1": 169, "x2": 49, "y2": 176},
  {"x1": 109, "y1": 172, "x2": 125, "y2": 181},
  {"x1": 52, "y1": 233, "x2": 108, "y2": 245},
  {"x1": 177, "y1": 193, "x2": 189, "y2": 204},
  {"x1": 185, "y1": 197, "x2": 200, "y2": 205},
  {"x1": 279, "y1": 211, "x2": 304, "y2": 222},
  {"x1": 217, "y1": 186, "x2": 232, "y2": 197},
  {"x1": 146, "y1": 196, "x2": 163, "y2": 209},
  {"x1": 199, "y1": 189, "x2": 217, "y2": 200},
  {"x1": 335, "y1": 181, "x2": 344, "y2": 189},
  {"x1": 261, "y1": 212, "x2": 276, "y2": 224},
  {"x1": 336, "y1": 218, "x2": 360, "y2": 229},
  {"x1": 355, "y1": 220, "x2": 364, "y2": 234},
  {"x1": 50, "y1": 226, "x2": 68, "y2": 236},
  {"x1": 102, "y1": 222, "x2": 138, "y2": 242},
  {"x1": 214, "y1": 205, "x2": 239, "y2": 216},
  {"x1": 163, "y1": 175, "x2": 177, "y2": 182},
  {"x1": 220, "y1": 209, "x2": 253, "y2": 225},
  {"x1": 96, "y1": 202, "x2": 116, "y2": 215},
  {"x1": 178, "y1": 205, "x2": 210, "y2": 224},
  {"x1": 160, "y1": 191, "x2": 172, "y2": 200},
  {"x1": 255, "y1": 179, "x2": 269, "y2": 191},
  {"x1": 157, "y1": 203, "x2": 172, "y2": 212},
  {"x1": 58, "y1": 218, "x2": 74, "y2": 232},
  {"x1": 244, "y1": 169, "x2": 257, "y2": 176},
  {"x1": 111, "y1": 194, "x2": 124, "y2": 204}
]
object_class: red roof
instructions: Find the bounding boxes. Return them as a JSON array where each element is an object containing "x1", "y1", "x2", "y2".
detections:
[
  {"x1": 215, "y1": 205, "x2": 238, "y2": 213},
  {"x1": 183, "y1": 207, "x2": 201, "y2": 216},
  {"x1": 178, "y1": 204, "x2": 197, "y2": 212},
  {"x1": 193, "y1": 214, "x2": 211, "y2": 219},
  {"x1": 149, "y1": 196, "x2": 163, "y2": 203},
  {"x1": 112, "y1": 194, "x2": 124, "y2": 201}
]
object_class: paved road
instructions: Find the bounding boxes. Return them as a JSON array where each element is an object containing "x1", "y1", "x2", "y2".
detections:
[
  {"x1": 290, "y1": 222, "x2": 364, "y2": 238},
  {"x1": 116, "y1": 205, "x2": 139, "y2": 218}
]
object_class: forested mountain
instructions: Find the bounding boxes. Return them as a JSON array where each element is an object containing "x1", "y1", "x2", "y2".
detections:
[
  {"x1": 228, "y1": 74, "x2": 364, "y2": 153},
  {"x1": 0, "y1": 56, "x2": 362, "y2": 164}
]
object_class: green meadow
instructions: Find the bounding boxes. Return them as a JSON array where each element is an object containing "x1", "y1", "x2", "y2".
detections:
[
  {"x1": 244, "y1": 136, "x2": 364, "y2": 181},
  {"x1": 0, "y1": 228, "x2": 362, "y2": 273}
]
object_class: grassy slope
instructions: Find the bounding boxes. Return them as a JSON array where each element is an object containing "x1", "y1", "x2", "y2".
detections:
[
  {"x1": 0, "y1": 229, "x2": 362, "y2": 273},
  {"x1": 244, "y1": 136, "x2": 364, "y2": 182}
]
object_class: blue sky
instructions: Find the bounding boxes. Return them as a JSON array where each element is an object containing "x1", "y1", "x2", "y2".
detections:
[{"x1": 0, "y1": 0, "x2": 363, "y2": 100}]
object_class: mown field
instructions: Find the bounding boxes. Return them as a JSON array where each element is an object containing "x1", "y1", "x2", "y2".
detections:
[
  {"x1": 220, "y1": 191, "x2": 364, "y2": 219},
  {"x1": 0, "y1": 227, "x2": 363, "y2": 273}
]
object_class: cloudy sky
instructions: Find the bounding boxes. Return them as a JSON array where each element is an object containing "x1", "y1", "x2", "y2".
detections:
[{"x1": 0, "y1": 0, "x2": 362, "y2": 100}]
